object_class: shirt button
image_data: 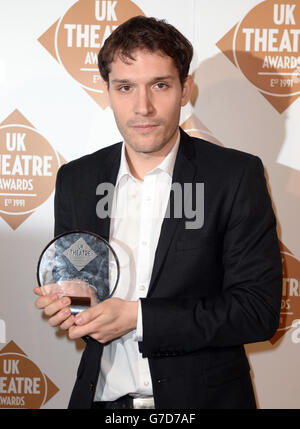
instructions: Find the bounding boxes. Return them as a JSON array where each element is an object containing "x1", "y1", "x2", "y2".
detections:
[
  {"x1": 144, "y1": 381, "x2": 150, "y2": 387},
  {"x1": 139, "y1": 285, "x2": 145, "y2": 291},
  {"x1": 141, "y1": 241, "x2": 147, "y2": 246}
]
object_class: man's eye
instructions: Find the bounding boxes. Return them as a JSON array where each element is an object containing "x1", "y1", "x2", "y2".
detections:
[
  {"x1": 119, "y1": 85, "x2": 131, "y2": 92},
  {"x1": 155, "y1": 82, "x2": 168, "y2": 89}
]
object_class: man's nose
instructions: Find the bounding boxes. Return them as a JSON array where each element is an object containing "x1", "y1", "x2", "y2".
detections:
[{"x1": 134, "y1": 88, "x2": 154, "y2": 116}]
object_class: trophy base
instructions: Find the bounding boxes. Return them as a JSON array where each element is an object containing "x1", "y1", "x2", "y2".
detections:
[{"x1": 69, "y1": 296, "x2": 91, "y2": 315}]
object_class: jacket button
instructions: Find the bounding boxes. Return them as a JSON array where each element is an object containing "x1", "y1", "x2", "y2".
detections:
[
  {"x1": 157, "y1": 378, "x2": 167, "y2": 383},
  {"x1": 89, "y1": 383, "x2": 94, "y2": 391}
]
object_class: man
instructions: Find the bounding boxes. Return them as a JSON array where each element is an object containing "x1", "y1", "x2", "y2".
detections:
[{"x1": 34, "y1": 16, "x2": 282, "y2": 409}]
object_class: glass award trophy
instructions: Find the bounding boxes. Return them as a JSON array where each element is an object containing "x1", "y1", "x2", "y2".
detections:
[{"x1": 37, "y1": 230, "x2": 120, "y2": 315}]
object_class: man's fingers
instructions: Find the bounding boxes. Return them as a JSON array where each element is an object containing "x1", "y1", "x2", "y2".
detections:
[
  {"x1": 35, "y1": 293, "x2": 58, "y2": 309},
  {"x1": 60, "y1": 314, "x2": 76, "y2": 331},
  {"x1": 34, "y1": 284, "x2": 63, "y2": 296},
  {"x1": 35, "y1": 294, "x2": 71, "y2": 317},
  {"x1": 49, "y1": 307, "x2": 73, "y2": 328},
  {"x1": 68, "y1": 304, "x2": 106, "y2": 340},
  {"x1": 43, "y1": 296, "x2": 71, "y2": 317},
  {"x1": 34, "y1": 285, "x2": 77, "y2": 331},
  {"x1": 68, "y1": 322, "x2": 97, "y2": 340},
  {"x1": 74, "y1": 302, "x2": 104, "y2": 326}
]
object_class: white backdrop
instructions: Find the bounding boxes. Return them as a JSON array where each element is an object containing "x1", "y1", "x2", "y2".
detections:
[{"x1": 0, "y1": 0, "x2": 300, "y2": 408}]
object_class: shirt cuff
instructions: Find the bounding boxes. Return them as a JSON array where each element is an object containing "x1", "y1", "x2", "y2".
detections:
[{"x1": 134, "y1": 299, "x2": 143, "y2": 342}]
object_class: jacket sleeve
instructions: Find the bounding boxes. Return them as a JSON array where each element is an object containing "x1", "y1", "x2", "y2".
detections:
[
  {"x1": 54, "y1": 164, "x2": 73, "y2": 237},
  {"x1": 138, "y1": 156, "x2": 282, "y2": 357}
]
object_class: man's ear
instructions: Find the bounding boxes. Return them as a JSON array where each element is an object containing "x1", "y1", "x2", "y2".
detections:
[{"x1": 181, "y1": 75, "x2": 194, "y2": 107}]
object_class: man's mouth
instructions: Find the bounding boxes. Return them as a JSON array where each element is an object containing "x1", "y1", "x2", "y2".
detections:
[{"x1": 131, "y1": 124, "x2": 159, "y2": 133}]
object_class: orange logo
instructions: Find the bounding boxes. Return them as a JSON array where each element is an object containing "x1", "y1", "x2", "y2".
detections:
[
  {"x1": 0, "y1": 341, "x2": 59, "y2": 408},
  {"x1": 38, "y1": 0, "x2": 145, "y2": 109},
  {"x1": 0, "y1": 110, "x2": 65, "y2": 230},
  {"x1": 217, "y1": 0, "x2": 300, "y2": 113},
  {"x1": 270, "y1": 241, "x2": 300, "y2": 344}
]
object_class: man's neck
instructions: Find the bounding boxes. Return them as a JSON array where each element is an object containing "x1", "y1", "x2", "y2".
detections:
[{"x1": 124, "y1": 129, "x2": 179, "y2": 181}]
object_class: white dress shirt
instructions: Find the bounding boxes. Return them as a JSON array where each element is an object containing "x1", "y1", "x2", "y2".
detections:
[{"x1": 94, "y1": 132, "x2": 180, "y2": 401}]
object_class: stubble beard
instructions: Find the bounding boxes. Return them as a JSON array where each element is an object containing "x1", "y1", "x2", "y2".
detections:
[{"x1": 122, "y1": 123, "x2": 179, "y2": 156}]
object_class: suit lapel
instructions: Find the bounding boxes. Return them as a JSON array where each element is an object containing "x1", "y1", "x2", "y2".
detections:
[
  {"x1": 94, "y1": 143, "x2": 122, "y2": 240},
  {"x1": 148, "y1": 129, "x2": 197, "y2": 295}
]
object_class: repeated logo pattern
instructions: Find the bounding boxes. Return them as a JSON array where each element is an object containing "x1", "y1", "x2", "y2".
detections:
[
  {"x1": 0, "y1": 341, "x2": 59, "y2": 408},
  {"x1": 38, "y1": 0, "x2": 145, "y2": 109},
  {"x1": 0, "y1": 110, "x2": 65, "y2": 230},
  {"x1": 217, "y1": 0, "x2": 300, "y2": 113}
]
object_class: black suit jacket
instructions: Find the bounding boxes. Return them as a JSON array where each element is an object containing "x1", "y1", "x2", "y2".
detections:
[{"x1": 54, "y1": 129, "x2": 282, "y2": 409}]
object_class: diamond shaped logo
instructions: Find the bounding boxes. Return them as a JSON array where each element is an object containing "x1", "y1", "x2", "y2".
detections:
[
  {"x1": 0, "y1": 341, "x2": 59, "y2": 408},
  {"x1": 38, "y1": 0, "x2": 145, "y2": 109},
  {"x1": 0, "y1": 109, "x2": 65, "y2": 230},
  {"x1": 216, "y1": 0, "x2": 300, "y2": 113},
  {"x1": 63, "y1": 237, "x2": 97, "y2": 271}
]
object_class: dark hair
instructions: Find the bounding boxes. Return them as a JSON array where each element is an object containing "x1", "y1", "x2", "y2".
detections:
[{"x1": 98, "y1": 16, "x2": 193, "y2": 86}]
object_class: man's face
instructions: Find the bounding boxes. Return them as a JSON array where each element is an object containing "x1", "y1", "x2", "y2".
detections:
[{"x1": 107, "y1": 49, "x2": 192, "y2": 156}]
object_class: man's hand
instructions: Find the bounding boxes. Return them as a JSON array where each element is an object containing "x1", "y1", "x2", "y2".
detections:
[
  {"x1": 68, "y1": 298, "x2": 138, "y2": 344},
  {"x1": 34, "y1": 286, "x2": 75, "y2": 330}
]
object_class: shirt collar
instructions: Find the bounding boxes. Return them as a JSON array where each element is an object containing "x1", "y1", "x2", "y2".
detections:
[{"x1": 116, "y1": 130, "x2": 180, "y2": 186}]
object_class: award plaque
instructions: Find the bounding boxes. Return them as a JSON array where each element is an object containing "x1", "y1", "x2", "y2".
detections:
[{"x1": 37, "y1": 230, "x2": 120, "y2": 315}]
